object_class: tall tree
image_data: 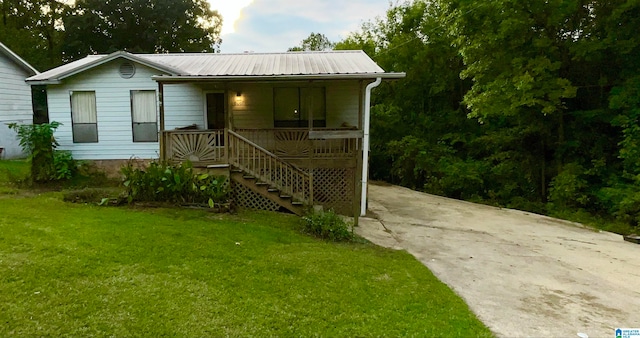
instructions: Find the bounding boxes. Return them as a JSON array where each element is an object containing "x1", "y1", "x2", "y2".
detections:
[
  {"x1": 62, "y1": 0, "x2": 222, "y2": 60},
  {"x1": 288, "y1": 32, "x2": 334, "y2": 51},
  {"x1": 0, "y1": 0, "x2": 69, "y2": 70}
]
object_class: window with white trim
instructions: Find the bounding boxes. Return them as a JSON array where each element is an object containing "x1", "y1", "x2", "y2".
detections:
[
  {"x1": 131, "y1": 90, "x2": 158, "y2": 142},
  {"x1": 70, "y1": 91, "x2": 98, "y2": 143}
]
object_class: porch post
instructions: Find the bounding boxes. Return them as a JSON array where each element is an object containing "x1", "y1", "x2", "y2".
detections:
[
  {"x1": 158, "y1": 81, "x2": 165, "y2": 162},
  {"x1": 355, "y1": 80, "x2": 364, "y2": 221},
  {"x1": 307, "y1": 81, "x2": 314, "y2": 207},
  {"x1": 227, "y1": 85, "x2": 234, "y2": 130},
  {"x1": 358, "y1": 80, "x2": 363, "y2": 129},
  {"x1": 226, "y1": 85, "x2": 232, "y2": 163}
]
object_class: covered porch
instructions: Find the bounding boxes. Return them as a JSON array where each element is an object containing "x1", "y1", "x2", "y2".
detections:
[
  {"x1": 152, "y1": 52, "x2": 404, "y2": 217},
  {"x1": 155, "y1": 78, "x2": 373, "y2": 216}
]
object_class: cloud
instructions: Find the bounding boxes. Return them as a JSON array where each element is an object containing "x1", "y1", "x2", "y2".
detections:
[
  {"x1": 207, "y1": 0, "x2": 254, "y2": 35},
  {"x1": 216, "y1": 0, "x2": 391, "y2": 53}
]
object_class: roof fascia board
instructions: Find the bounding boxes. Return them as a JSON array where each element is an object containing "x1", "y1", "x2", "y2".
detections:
[
  {"x1": 24, "y1": 79, "x2": 62, "y2": 85},
  {"x1": 151, "y1": 72, "x2": 406, "y2": 82},
  {"x1": 0, "y1": 42, "x2": 39, "y2": 75}
]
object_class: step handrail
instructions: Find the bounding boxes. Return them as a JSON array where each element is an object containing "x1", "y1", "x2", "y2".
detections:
[{"x1": 228, "y1": 129, "x2": 312, "y2": 204}]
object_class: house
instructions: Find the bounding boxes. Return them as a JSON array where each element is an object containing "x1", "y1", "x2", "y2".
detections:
[
  {"x1": 26, "y1": 51, "x2": 404, "y2": 218},
  {"x1": 0, "y1": 42, "x2": 39, "y2": 159}
]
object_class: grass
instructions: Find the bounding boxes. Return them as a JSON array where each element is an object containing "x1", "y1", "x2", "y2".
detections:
[
  {"x1": 549, "y1": 207, "x2": 639, "y2": 235},
  {"x1": 0, "y1": 160, "x2": 492, "y2": 336},
  {"x1": 0, "y1": 160, "x2": 29, "y2": 194}
]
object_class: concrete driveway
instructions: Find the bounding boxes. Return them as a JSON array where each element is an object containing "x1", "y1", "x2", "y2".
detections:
[{"x1": 356, "y1": 182, "x2": 640, "y2": 337}]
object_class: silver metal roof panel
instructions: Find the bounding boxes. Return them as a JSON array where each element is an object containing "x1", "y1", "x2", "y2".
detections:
[{"x1": 26, "y1": 50, "x2": 403, "y2": 83}]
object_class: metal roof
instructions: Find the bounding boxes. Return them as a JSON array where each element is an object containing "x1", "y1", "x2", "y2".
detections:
[
  {"x1": 27, "y1": 50, "x2": 404, "y2": 84},
  {"x1": 0, "y1": 42, "x2": 39, "y2": 75},
  {"x1": 139, "y1": 51, "x2": 384, "y2": 76}
]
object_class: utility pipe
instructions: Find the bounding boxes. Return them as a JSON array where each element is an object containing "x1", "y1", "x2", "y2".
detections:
[{"x1": 361, "y1": 77, "x2": 382, "y2": 216}]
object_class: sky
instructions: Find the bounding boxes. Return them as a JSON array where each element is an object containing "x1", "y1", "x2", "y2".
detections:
[{"x1": 207, "y1": 0, "x2": 392, "y2": 53}]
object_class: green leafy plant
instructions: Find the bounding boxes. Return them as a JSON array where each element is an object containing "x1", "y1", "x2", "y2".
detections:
[
  {"x1": 121, "y1": 160, "x2": 229, "y2": 206},
  {"x1": 52, "y1": 150, "x2": 78, "y2": 180},
  {"x1": 8, "y1": 122, "x2": 59, "y2": 181},
  {"x1": 301, "y1": 209, "x2": 354, "y2": 242}
]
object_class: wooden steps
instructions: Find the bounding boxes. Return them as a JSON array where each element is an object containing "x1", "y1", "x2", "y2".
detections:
[{"x1": 230, "y1": 169, "x2": 305, "y2": 215}]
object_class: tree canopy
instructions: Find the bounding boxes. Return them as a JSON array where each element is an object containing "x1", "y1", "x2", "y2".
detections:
[
  {"x1": 338, "y1": 0, "x2": 640, "y2": 231},
  {"x1": 288, "y1": 32, "x2": 335, "y2": 51},
  {"x1": 0, "y1": 0, "x2": 68, "y2": 70},
  {"x1": 62, "y1": 0, "x2": 222, "y2": 60},
  {"x1": 0, "y1": 0, "x2": 223, "y2": 69}
]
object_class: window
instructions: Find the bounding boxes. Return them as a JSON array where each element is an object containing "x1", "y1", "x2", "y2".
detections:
[
  {"x1": 274, "y1": 87, "x2": 326, "y2": 128},
  {"x1": 70, "y1": 91, "x2": 98, "y2": 143},
  {"x1": 131, "y1": 90, "x2": 158, "y2": 142}
]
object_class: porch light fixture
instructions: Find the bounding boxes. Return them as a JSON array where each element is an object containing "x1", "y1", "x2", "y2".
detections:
[{"x1": 234, "y1": 91, "x2": 244, "y2": 106}]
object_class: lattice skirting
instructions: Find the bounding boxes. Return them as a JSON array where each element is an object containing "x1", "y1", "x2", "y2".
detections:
[
  {"x1": 231, "y1": 168, "x2": 357, "y2": 216},
  {"x1": 311, "y1": 168, "x2": 355, "y2": 215},
  {"x1": 231, "y1": 181, "x2": 281, "y2": 212}
]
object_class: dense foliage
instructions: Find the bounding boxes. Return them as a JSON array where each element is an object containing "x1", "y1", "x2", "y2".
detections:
[
  {"x1": 0, "y1": 0, "x2": 222, "y2": 70},
  {"x1": 121, "y1": 160, "x2": 229, "y2": 206},
  {"x1": 337, "y1": 0, "x2": 640, "y2": 231}
]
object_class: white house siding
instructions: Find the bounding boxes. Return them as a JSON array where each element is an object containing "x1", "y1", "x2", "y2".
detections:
[
  {"x1": 163, "y1": 83, "x2": 205, "y2": 129},
  {"x1": 47, "y1": 61, "x2": 165, "y2": 160},
  {"x1": 230, "y1": 83, "x2": 274, "y2": 129},
  {"x1": 326, "y1": 81, "x2": 361, "y2": 128},
  {"x1": 0, "y1": 53, "x2": 32, "y2": 159}
]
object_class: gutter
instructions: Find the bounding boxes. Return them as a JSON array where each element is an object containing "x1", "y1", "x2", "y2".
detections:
[{"x1": 361, "y1": 77, "x2": 382, "y2": 216}]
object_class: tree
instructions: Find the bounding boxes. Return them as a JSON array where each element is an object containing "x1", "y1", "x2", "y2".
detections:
[
  {"x1": 288, "y1": 32, "x2": 334, "y2": 51},
  {"x1": 0, "y1": 0, "x2": 70, "y2": 70},
  {"x1": 62, "y1": 0, "x2": 222, "y2": 60}
]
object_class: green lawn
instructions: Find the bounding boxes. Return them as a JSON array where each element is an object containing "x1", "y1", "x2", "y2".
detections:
[
  {"x1": 0, "y1": 160, "x2": 492, "y2": 336},
  {"x1": 0, "y1": 160, "x2": 29, "y2": 194}
]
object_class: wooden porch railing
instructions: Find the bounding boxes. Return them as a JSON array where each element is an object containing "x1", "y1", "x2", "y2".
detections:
[
  {"x1": 235, "y1": 128, "x2": 362, "y2": 158},
  {"x1": 162, "y1": 129, "x2": 226, "y2": 165},
  {"x1": 228, "y1": 130, "x2": 312, "y2": 204}
]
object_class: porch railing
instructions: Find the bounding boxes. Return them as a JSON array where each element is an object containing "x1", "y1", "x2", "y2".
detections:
[
  {"x1": 162, "y1": 129, "x2": 226, "y2": 165},
  {"x1": 235, "y1": 128, "x2": 362, "y2": 158},
  {"x1": 162, "y1": 127, "x2": 363, "y2": 167},
  {"x1": 228, "y1": 130, "x2": 312, "y2": 204}
]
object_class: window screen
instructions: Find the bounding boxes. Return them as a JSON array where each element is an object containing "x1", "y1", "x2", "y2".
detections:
[
  {"x1": 70, "y1": 91, "x2": 98, "y2": 143},
  {"x1": 131, "y1": 90, "x2": 158, "y2": 142}
]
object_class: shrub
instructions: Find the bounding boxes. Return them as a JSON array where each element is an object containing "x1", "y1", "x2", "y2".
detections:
[
  {"x1": 121, "y1": 160, "x2": 229, "y2": 206},
  {"x1": 301, "y1": 209, "x2": 354, "y2": 242},
  {"x1": 52, "y1": 150, "x2": 78, "y2": 180},
  {"x1": 547, "y1": 162, "x2": 589, "y2": 210}
]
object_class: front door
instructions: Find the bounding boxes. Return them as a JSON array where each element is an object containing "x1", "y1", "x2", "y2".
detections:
[{"x1": 206, "y1": 93, "x2": 225, "y2": 130}]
